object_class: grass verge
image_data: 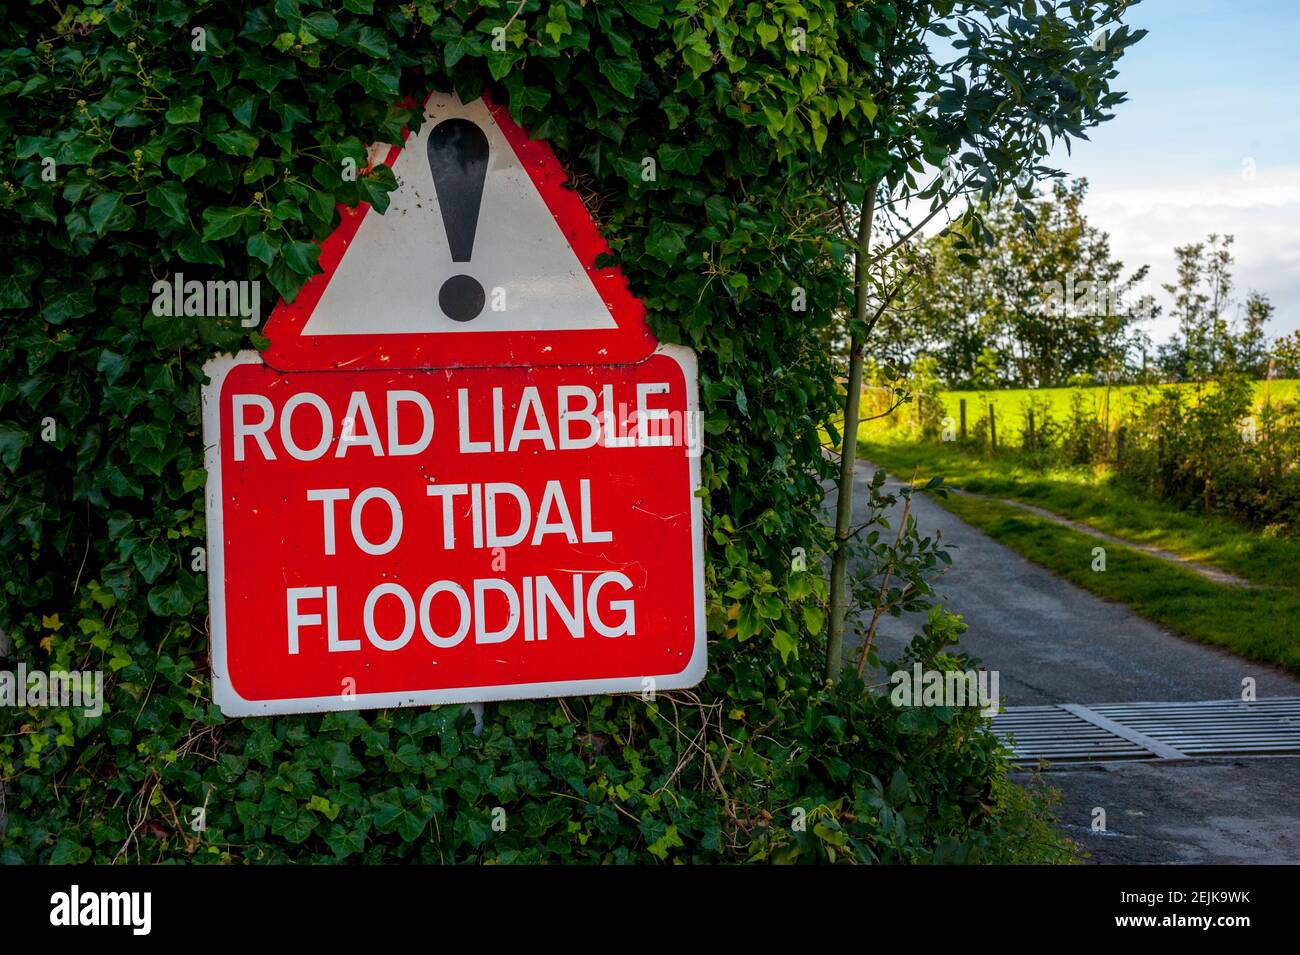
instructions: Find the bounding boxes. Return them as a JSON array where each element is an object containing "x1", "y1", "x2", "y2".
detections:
[
  {"x1": 938, "y1": 492, "x2": 1300, "y2": 673},
  {"x1": 860, "y1": 434, "x2": 1300, "y2": 593}
]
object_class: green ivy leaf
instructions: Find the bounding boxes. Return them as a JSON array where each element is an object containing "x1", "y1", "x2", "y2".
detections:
[
  {"x1": 736, "y1": 601, "x2": 760, "y2": 640},
  {"x1": 271, "y1": 807, "x2": 316, "y2": 844},
  {"x1": 87, "y1": 192, "x2": 125, "y2": 236},
  {"x1": 444, "y1": 36, "x2": 472, "y2": 67},
  {"x1": 598, "y1": 56, "x2": 641, "y2": 98},
  {"x1": 644, "y1": 222, "x2": 687, "y2": 262},
  {"x1": 166, "y1": 153, "x2": 207, "y2": 181},
  {"x1": 0, "y1": 425, "x2": 30, "y2": 471},
  {"x1": 355, "y1": 27, "x2": 389, "y2": 58},
  {"x1": 772, "y1": 629, "x2": 798, "y2": 663},
  {"x1": 49, "y1": 839, "x2": 92, "y2": 864},
  {"x1": 247, "y1": 231, "x2": 281, "y2": 265},
  {"x1": 646, "y1": 823, "x2": 684, "y2": 860},
  {"x1": 39, "y1": 280, "x2": 94, "y2": 324},
  {"x1": 350, "y1": 62, "x2": 400, "y2": 98},
  {"x1": 164, "y1": 94, "x2": 203, "y2": 124},
  {"x1": 147, "y1": 181, "x2": 189, "y2": 225},
  {"x1": 209, "y1": 129, "x2": 260, "y2": 157},
  {"x1": 132, "y1": 539, "x2": 172, "y2": 584},
  {"x1": 202, "y1": 206, "x2": 257, "y2": 241},
  {"x1": 147, "y1": 581, "x2": 194, "y2": 616},
  {"x1": 282, "y1": 239, "x2": 320, "y2": 275},
  {"x1": 0, "y1": 256, "x2": 41, "y2": 309}
]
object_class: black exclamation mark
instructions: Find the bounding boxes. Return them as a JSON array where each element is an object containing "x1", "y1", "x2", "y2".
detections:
[{"x1": 427, "y1": 118, "x2": 489, "y2": 322}]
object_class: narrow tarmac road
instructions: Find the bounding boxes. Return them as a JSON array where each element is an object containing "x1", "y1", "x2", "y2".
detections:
[{"x1": 838, "y1": 459, "x2": 1300, "y2": 864}]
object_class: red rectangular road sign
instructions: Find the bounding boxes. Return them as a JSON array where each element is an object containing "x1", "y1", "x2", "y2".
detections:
[{"x1": 202, "y1": 347, "x2": 704, "y2": 716}]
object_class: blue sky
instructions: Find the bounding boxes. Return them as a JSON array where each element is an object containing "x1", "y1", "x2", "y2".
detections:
[{"x1": 1049, "y1": 0, "x2": 1300, "y2": 341}]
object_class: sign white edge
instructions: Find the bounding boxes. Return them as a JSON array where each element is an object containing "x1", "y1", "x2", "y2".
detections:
[{"x1": 201, "y1": 345, "x2": 707, "y2": 718}]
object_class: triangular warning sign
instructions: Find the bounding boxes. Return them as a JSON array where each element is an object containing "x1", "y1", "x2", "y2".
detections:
[{"x1": 263, "y1": 93, "x2": 657, "y2": 371}]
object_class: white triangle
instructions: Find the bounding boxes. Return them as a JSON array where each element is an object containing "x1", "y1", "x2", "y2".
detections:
[{"x1": 301, "y1": 94, "x2": 616, "y2": 336}]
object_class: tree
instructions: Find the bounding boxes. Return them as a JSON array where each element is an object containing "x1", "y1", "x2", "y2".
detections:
[
  {"x1": 875, "y1": 179, "x2": 1152, "y2": 387},
  {"x1": 1235, "y1": 291, "x2": 1274, "y2": 378},
  {"x1": 822, "y1": 0, "x2": 1146, "y2": 682},
  {"x1": 1158, "y1": 234, "x2": 1234, "y2": 381},
  {"x1": 1156, "y1": 235, "x2": 1276, "y2": 381},
  {"x1": 1273, "y1": 330, "x2": 1300, "y2": 379}
]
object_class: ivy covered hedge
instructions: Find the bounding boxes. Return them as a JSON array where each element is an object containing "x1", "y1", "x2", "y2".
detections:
[{"x1": 0, "y1": 0, "x2": 1069, "y2": 863}]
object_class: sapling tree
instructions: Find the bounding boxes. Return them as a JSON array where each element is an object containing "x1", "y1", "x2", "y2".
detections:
[{"x1": 819, "y1": 0, "x2": 1146, "y2": 683}]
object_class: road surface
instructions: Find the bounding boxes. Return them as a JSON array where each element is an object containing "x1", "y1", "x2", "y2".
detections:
[{"x1": 837, "y1": 460, "x2": 1300, "y2": 864}]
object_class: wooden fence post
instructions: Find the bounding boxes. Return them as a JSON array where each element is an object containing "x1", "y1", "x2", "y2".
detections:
[
  {"x1": 989, "y1": 403, "x2": 997, "y2": 450},
  {"x1": 1102, "y1": 386, "x2": 1111, "y2": 454},
  {"x1": 959, "y1": 398, "x2": 967, "y2": 441}
]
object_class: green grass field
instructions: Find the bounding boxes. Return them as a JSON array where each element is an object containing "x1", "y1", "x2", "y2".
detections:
[
  {"x1": 862, "y1": 378, "x2": 1300, "y2": 446},
  {"x1": 859, "y1": 434, "x2": 1300, "y2": 672},
  {"x1": 860, "y1": 434, "x2": 1300, "y2": 591}
]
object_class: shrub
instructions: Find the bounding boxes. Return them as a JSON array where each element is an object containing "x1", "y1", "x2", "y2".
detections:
[
  {"x1": 1058, "y1": 390, "x2": 1106, "y2": 466},
  {"x1": 1114, "y1": 376, "x2": 1300, "y2": 532},
  {"x1": 0, "y1": 0, "x2": 1069, "y2": 863}
]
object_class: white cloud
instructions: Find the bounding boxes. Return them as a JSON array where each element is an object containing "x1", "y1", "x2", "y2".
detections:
[
  {"x1": 890, "y1": 163, "x2": 1300, "y2": 344},
  {"x1": 1083, "y1": 167, "x2": 1300, "y2": 341}
]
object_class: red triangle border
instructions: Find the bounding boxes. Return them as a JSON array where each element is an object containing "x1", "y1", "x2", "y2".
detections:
[{"x1": 261, "y1": 92, "x2": 657, "y2": 372}]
